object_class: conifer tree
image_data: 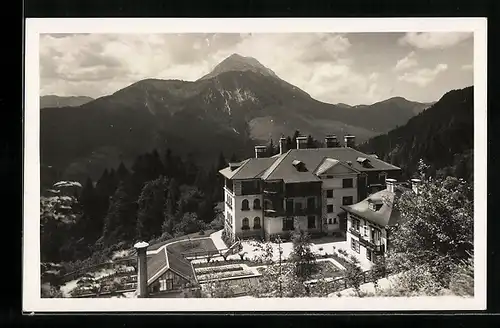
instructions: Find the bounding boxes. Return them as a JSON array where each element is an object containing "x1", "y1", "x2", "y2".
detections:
[
  {"x1": 136, "y1": 176, "x2": 168, "y2": 240},
  {"x1": 116, "y1": 161, "x2": 130, "y2": 182},
  {"x1": 217, "y1": 151, "x2": 227, "y2": 170},
  {"x1": 102, "y1": 180, "x2": 137, "y2": 245}
]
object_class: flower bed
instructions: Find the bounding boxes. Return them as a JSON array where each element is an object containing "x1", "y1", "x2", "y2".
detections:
[
  {"x1": 193, "y1": 258, "x2": 261, "y2": 268},
  {"x1": 195, "y1": 264, "x2": 244, "y2": 275},
  {"x1": 310, "y1": 261, "x2": 344, "y2": 279},
  {"x1": 197, "y1": 269, "x2": 255, "y2": 282}
]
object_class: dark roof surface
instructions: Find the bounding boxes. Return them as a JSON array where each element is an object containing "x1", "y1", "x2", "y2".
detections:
[
  {"x1": 220, "y1": 147, "x2": 400, "y2": 182},
  {"x1": 341, "y1": 186, "x2": 406, "y2": 227},
  {"x1": 147, "y1": 248, "x2": 197, "y2": 285},
  {"x1": 166, "y1": 249, "x2": 197, "y2": 283},
  {"x1": 219, "y1": 157, "x2": 278, "y2": 180},
  {"x1": 263, "y1": 148, "x2": 400, "y2": 183},
  {"x1": 147, "y1": 249, "x2": 167, "y2": 282}
]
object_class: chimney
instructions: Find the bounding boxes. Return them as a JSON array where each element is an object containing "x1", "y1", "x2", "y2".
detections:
[
  {"x1": 255, "y1": 145, "x2": 268, "y2": 158},
  {"x1": 344, "y1": 135, "x2": 356, "y2": 148},
  {"x1": 134, "y1": 241, "x2": 149, "y2": 298},
  {"x1": 325, "y1": 135, "x2": 338, "y2": 148},
  {"x1": 410, "y1": 178, "x2": 422, "y2": 194},
  {"x1": 386, "y1": 178, "x2": 397, "y2": 193},
  {"x1": 296, "y1": 136, "x2": 308, "y2": 149},
  {"x1": 279, "y1": 136, "x2": 287, "y2": 155}
]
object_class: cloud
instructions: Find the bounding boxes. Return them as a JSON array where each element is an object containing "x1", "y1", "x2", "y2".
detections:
[
  {"x1": 398, "y1": 63, "x2": 448, "y2": 87},
  {"x1": 461, "y1": 64, "x2": 473, "y2": 71},
  {"x1": 40, "y1": 33, "x2": 360, "y2": 102},
  {"x1": 38, "y1": 32, "x2": 471, "y2": 105},
  {"x1": 398, "y1": 32, "x2": 472, "y2": 49},
  {"x1": 394, "y1": 51, "x2": 418, "y2": 71}
]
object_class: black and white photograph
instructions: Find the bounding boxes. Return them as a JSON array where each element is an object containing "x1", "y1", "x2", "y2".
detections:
[{"x1": 23, "y1": 18, "x2": 487, "y2": 312}]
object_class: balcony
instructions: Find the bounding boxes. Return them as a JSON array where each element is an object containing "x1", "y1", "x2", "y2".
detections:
[
  {"x1": 285, "y1": 207, "x2": 322, "y2": 216},
  {"x1": 349, "y1": 227, "x2": 361, "y2": 238},
  {"x1": 351, "y1": 231, "x2": 385, "y2": 253}
]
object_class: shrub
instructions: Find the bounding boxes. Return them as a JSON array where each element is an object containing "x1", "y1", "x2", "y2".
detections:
[{"x1": 449, "y1": 254, "x2": 474, "y2": 297}]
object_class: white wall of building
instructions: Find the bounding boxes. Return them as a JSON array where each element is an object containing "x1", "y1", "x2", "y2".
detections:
[
  {"x1": 233, "y1": 193, "x2": 264, "y2": 238},
  {"x1": 322, "y1": 173, "x2": 358, "y2": 233},
  {"x1": 346, "y1": 213, "x2": 388, "y2": 264}
]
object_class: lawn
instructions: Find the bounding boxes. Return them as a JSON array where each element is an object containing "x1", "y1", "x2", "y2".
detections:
[
  {"x1": 255, "y1": 260, "x2": 344, "y2": 279},
  {"x1": 311, "y1": 261, "x2": 344, "y2": 279},
  {"x1": 197, "y1": 269, "x2": 255, "y2": 282},
  {"x1": 147, "y1": 230, "x2": 216, "y2": 251},
  {"x1": 167, "y1": 238, "x2": 219, "y2": 256}
]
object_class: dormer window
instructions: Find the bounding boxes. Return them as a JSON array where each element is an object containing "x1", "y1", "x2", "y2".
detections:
[
  {"x1": 292, "y1": 160, "x2": 307, "y2": 172},
  {"x1": 368, "y1": 200, "x2": 383, "y2": 211},
  {"x1": 357, "y1": 157, "x2": 373, "y2": 168}
]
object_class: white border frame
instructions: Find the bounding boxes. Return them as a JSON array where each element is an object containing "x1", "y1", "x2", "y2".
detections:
[{"x1": 24, "y1": 17, "x2": 487, "y2": 312}]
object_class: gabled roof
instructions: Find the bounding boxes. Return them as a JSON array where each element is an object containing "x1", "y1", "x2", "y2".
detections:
[
  {"x1": 219, "y1": 147, "x2": 401, "y2": 182},
  {"x1": 263, "y1": 148, "x2": 400, "y2": 183},
  {"x1": 341, "y1": 186, "x2": 407, "y2": 227},
  {"x1": 314, "y1": 157, "x2": 360, "y2": 176},
  {"x1": 147, "y1": 248, "x2": 197, "y2": 285},
  {"x1": 219, "y1": 157, "x2": 278, "y2": 180}
]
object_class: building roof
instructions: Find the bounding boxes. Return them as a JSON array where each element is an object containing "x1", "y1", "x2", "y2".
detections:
[
  {"x1": 219, "y1": 157, "x2": 278, "y2": 180},
  {"x1": 263, "y1": 148, "x2": 400, "y2": 183},
  {"x1": 341, "y1": 186, "x2": 407, "y2": 227},
  {"x1": 219, "y1": 147, "x2": 400, "y2": 182},
  {"x1": 147, "y1": 248, "x2": 197, "y2": 285}
]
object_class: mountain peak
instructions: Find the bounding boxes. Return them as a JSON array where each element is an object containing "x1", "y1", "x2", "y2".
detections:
[{"x1": 199, "y1": 53, "x2": 278, "y2": 80}]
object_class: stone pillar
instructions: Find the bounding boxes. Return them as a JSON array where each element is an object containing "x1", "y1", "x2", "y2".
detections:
[{"x1": 134, "y1": 241, "x2": 149, "y2": 298}]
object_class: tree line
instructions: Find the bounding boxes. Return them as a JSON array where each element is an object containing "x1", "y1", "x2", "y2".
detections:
[{"x1": 40, "y1": 148, "x2": 237, "y2": 264}]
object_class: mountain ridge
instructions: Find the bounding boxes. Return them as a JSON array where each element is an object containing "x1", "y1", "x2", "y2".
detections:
[
  {"x1": 40, "y1": 95, "x2": 94, "y2": 109},
  {"x1": 358, "y1": 86, "x2": 473, "y2": 181},
  {"x1": 40, "y1": 53, "x2": 433, "y2": 185}
]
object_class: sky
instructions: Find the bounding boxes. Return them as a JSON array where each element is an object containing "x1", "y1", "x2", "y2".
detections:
[{"x1": 39, "y1": 32, "x2": 474, "y2": 105}]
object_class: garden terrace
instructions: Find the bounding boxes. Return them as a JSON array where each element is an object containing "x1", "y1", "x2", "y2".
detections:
[{"x1": 147, "y1": 230, "x2": 216, "y2": 252}]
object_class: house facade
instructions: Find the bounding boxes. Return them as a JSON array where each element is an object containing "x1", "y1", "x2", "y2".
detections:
[
  {"x1": 219, "y1": 135, "x2": 402, "y2": 242},
  {"x1": 342, "y1": 178, "x2": 418, "y2": 264}
]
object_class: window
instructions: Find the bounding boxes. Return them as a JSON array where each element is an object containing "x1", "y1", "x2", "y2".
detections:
[
  {"x1": 285, "y1": 199, "x2": 294, "y2": 214},
  {"x1": 327, "y1": 204, "x2": 334, "y2": 213},
  {"x1": 283, "y1": 217, "x2": 294, "y2": 231},
  {"x1": 253, "y1": 217, "x2": 261, "y2": 229},
  {"x1": 379, "y1": 172, "x2": 387, "y2": 181},
  {"x1": 253, "y1": 199, "x2": 261, "y2": 210},
  {"x1": 351, "y1": 238, "x2": 360, "y2": 253},
  {"x1": 307, "y1": 197, "x2": 315, "y2": 209},
  {"x1": 375, "y1": 204, "x2": 383, "y2": 211},
  {"x1": 241, "y1": 199, "x2": 249, "y2": 211},
  {"x1": 342, "y1": 178, "x2": 353, "y2": 188},
  {"x1": 242, "y1": 217, "x2": 250, "y2": 230},
  {"x1": 342, "y1": 196, "x2": 353, "y2": 205},
  {"x1": 326, "y1": 189, "x2": 333, "y2": 198},
  {"x1": 307, "y1": 216, "x2": 316, "y2": 229},
  {"x1": 364, "y1": 225, "x2": 369, "y2": 237},
  {"x1": 226, "y1": 194, "x2": 232, "y2": 208},
  {"x1": 328, "y1": 218, "x2": 333, "y2": 224},
  {"x1": 226, "y1": 211, "x2": 233, "y2": 227},
  {"x1": 366, "y1": 248, "x2": 372, "y2": 261},
  {"x1": 295, "y1": 202, "x2": 303, "y2": 212},
  {"x1": 333, "y1": 217, "x2": 338, "y2": 224},
  {"x1": 352, "y1": 218, "x2": 360, "y2": 231},
  {"x1": 326, "y1": 175, "x2": 334, "y2": 179},
  {"x1": 371, "y1": 228, "x2": 381, "y2": 244}
]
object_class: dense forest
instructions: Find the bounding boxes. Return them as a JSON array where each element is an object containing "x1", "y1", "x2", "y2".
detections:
[
  {"x1": 358, "y1": 86, "x2": 473, "y2": 182},
  {"x1": 40, "y1": 148, "x2": 237, "y2": 265}
]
